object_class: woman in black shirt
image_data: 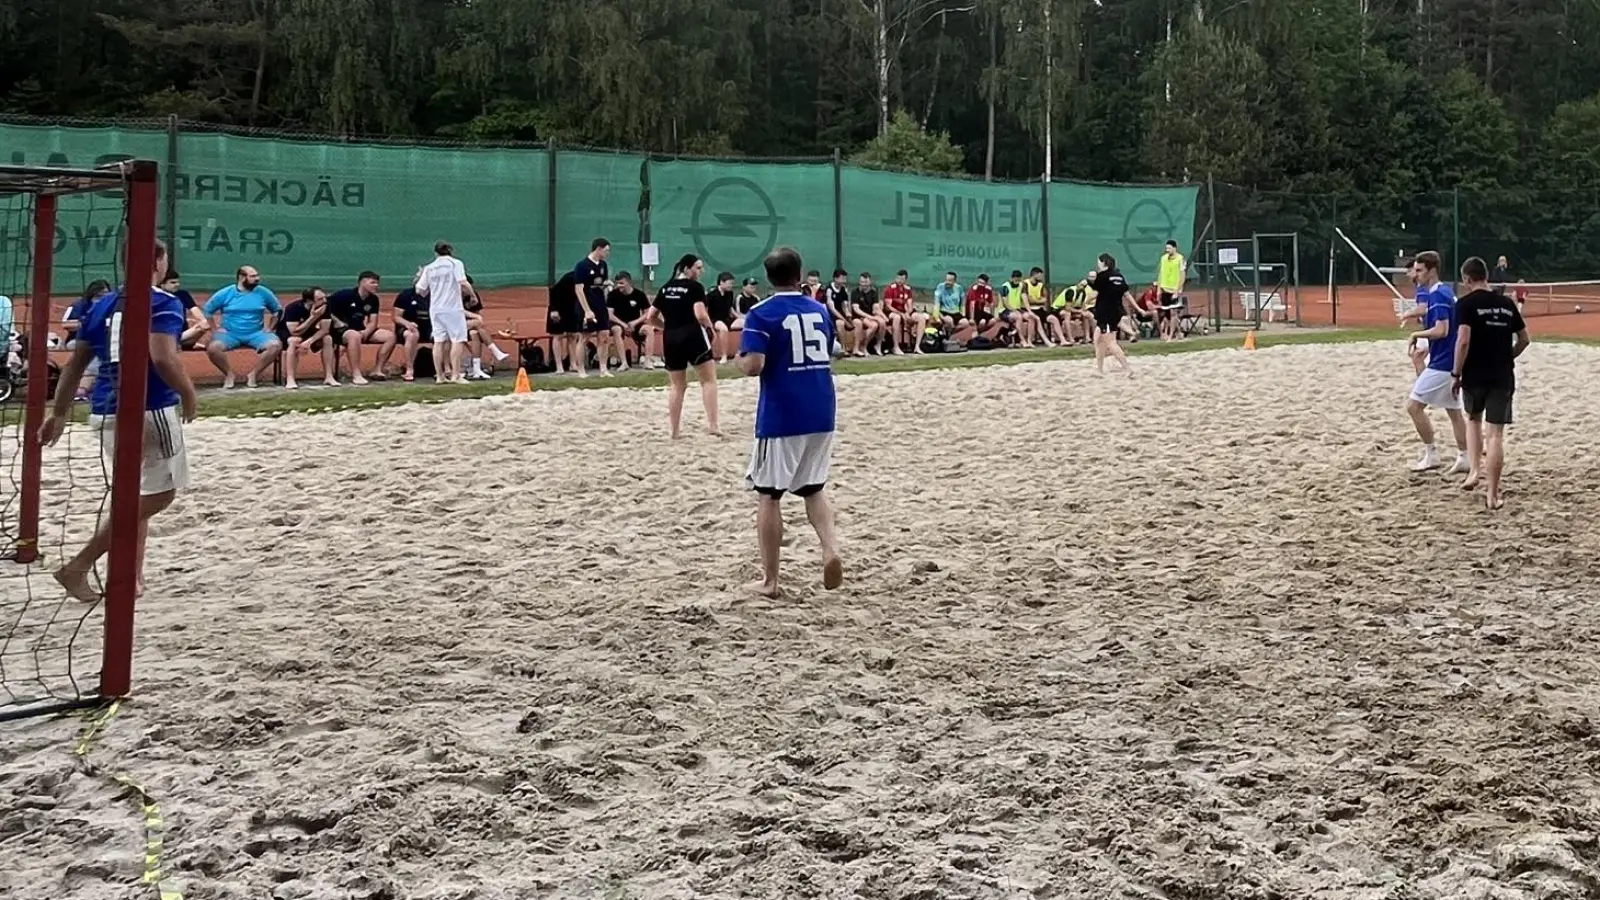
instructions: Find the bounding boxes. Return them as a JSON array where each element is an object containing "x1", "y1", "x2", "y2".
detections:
[
  {"x1": 650, "y1": 254, "x2": 720, "y2": 438},
  {"x1": 1088, "y1": 253, "x2": 1135, "y2": 378}
]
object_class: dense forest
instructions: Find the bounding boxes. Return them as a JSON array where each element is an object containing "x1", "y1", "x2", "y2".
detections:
[{"x1": 3, "y1": 0, "x2": 1600, "y2": 274}]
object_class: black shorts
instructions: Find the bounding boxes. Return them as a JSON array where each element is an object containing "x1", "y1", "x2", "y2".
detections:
[
  {"x1": 620, "y1": 320, "x2": 648, "y2": 343},
  {"x1": 1462, "y1": 384, "x2": 1514, "y2": 425},
  {"x1": 399, "y1": 321, "x2": 432, "y2": 344},
  {"x1": 281, "y1": 329, "x2": 326, "y2": 351},
  {"x1": 329, "y1": 324, "x2": 361, "y2": 345},
  {"x1": 998, "y1": 309, "x2": 1020, "y2": 324},
  {"x1": 582, "y1": 304, "x2": 612, "y2": 333},
  {"x1": 973, "y1": 311, "x2": 994, "y2": 327},
  {"x1": 663, "y1": 325, "x2": 713, "y2": 372}
]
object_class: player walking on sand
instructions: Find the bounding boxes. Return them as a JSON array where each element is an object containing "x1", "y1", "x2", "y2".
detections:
[
  {"x1": 1403, "y1": 251, "x2": 1470, "y2": 474},
  {"x1": 737, "y1": 247, "x2": 844, "y2": 598},
  {"x1": 1088, "y1": 254, "x2": 1135, "y2": 377},
  {"x1": 1451, "y1": 256, "x2": 1530, "y2": 510},
  {"x1": 41, "y1": 239, "x2": 198, "y2": 602}
]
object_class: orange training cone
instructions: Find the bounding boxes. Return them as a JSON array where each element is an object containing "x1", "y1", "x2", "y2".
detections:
[
  {"x1": 1243, "y1": 329, "x2": 1257, "y2": 352},
  {"x1": 513, "y1": 367, "x2": 532, "y2": 393}
]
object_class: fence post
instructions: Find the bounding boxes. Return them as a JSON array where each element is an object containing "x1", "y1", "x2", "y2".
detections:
[
  {"x1": 165, "y1": 115, "x2": 180, "y2": 266},
  {"x1": 1451, "y1": 187, "x2": 1461, "y2": 283},
  {"x1": 1040, "y1": 179, "x2": 1051, "y2": 288},
  {"x1": 1207, "y1": 174, "x2": 1221, "y2": 331},
  {"x1": 832, "y1": 148, "x2": 843, "y2": 273},
  {"x1": 546, "y1": 139, "x2": 558, "y2": 285},
  {"x1": 1330, "y1": 194, "x2": 1339, "y2": 327}
]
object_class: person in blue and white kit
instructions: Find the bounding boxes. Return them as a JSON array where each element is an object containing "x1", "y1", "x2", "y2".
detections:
[
  {"x1": 40, "y1": 239, "x2": 198, "y2": 602},
  {"x1": 737, "y1": 246, "x2": 845, "y2": 599},
  {"x1": 1403, "y1": 250, "x2": 1469, "y2": 474}
]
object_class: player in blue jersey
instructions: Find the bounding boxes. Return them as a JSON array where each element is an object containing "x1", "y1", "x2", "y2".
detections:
[
  {"x1": 737, "y1": 247, "x2": 845, "y2": 598},
  {"x1": 1403, "y1": 251, "x2": 1469, "y2": 474},
  {"x1": 39, "y1": 240, "x2": 198, "y2": 602}
]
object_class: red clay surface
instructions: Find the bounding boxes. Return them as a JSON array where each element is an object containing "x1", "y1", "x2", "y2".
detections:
[{"x1": 28, "y1": 282, "x2": 1600, "y2": 387}]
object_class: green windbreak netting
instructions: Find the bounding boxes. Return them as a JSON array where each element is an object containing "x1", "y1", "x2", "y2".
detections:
[
  {"x1": 841, "y1": 169, "x2": 1045, "y2": 287},
  {"x1": 1048, "y1": 181, "x2": 1200, "y2": 284},
  {"x1": 0, "y1": 125, "x2": 168, "y2": 293},
  {"x1": 177, "y1": 133, "x2": 549, "y2": 291},
  {"x1": 647, "y1": 159, "x2": 835, "y2": 282},
  {"x1": 553, "y1": 151, "x2": 644, "y2": 283}
]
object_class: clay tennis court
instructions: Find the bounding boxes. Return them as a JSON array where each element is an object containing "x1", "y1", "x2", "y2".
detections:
[{"x1": 4, "y1": 339, "x2": 1600, "y2": 899}]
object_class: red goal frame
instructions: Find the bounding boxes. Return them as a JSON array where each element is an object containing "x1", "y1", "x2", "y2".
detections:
[{"x1": 3, "y1": 159, "x2": 160, "y2": 717}]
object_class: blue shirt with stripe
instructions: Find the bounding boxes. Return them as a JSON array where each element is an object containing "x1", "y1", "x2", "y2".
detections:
[
  {"x1": 1417, "y1": 281, "x2": 1458, "y2": 372},
  {"x1": 79, "y1": 286, "x2": 187, "y2": 416}
]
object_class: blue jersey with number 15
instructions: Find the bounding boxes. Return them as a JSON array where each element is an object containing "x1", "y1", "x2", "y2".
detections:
[
  {"x1": 79, "y1": 286, "x2": 187, "y2": 416},
  {"x1": 739, "y1": 292, "x2": 837, "y2": 439}
]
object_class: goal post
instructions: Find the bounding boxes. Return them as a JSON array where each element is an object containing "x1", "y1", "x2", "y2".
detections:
[{"x1": 0, "y1": 158, "x2": 160, "y2": 721}]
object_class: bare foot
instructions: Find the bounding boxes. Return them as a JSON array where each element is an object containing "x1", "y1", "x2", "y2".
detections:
[
  {"x1": 744, "y1": 580, "x2": 783, "y2": 599},
  {"x1": 246, "y1": 374, "x2": 259, "y2": 388},
  {"x1": 53, "y1": 568, "x2": 100, "y2": 603},
  {"x1": 1461, "y1": 473, "x2": 1480, "y2": 490},
  {"x1": 1487, "y1": 493, "x2": 1504, "y2": 511},
  {"x1": 352, "y1": 375, "x2": 370, "y2": 386},
  {"x1": 285, "y1": 379, "x2": 299, "y2": 390},
  {"x1": 822, "y1": 554, "x2": 844, "y2": 590},
  {"x1": 222, "y1": 374, "x2": 237, "y2": 389},
  {"x1": 324, "y1": 378, "x2": 340, "y2": 387}
]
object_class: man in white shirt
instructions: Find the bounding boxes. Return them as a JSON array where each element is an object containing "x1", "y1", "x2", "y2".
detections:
[{"x1": 415, "y1": 241, "x2": 475, "y2": 384}]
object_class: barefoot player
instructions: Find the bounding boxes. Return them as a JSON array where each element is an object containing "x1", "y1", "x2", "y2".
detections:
[
  {"x1": 40, "y1": 239, "x2": 198, "y2": 601},
  {"x1": 737, "y1": 246, "x2": 844, "y2": 598},
  {"x1": 1404, "y1": 251, "x2": 1469, "y2": 474},
  {"x1": 1451, "y1": 256, "x2": 1530, "y2": 510}
]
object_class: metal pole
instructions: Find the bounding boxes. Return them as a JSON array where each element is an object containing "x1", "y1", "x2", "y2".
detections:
[
  {"x1": 1293, "y1": 232, "x2": 1302, "y2": 327},
  {"x1": 1451, "y1": 187, "x2": 1461, "y2": 287},
  {"x1": 1207, "y1": 174, "x2": 1220, "y2": 331},
  {"x1": 14, "y1": 193, "x2": 57, "y2": 565},
  {"x1": 101, "y1": 160, "x2": 161, "y2": 700},
  {"x1": 1330, "y1": 194, "x2": 1339, "y2": 327},
  {"x1": 165, "y1": 115, "x2": 180, "y2": 264},
  {"x1": 1040, "y1": 179, "x2": 1051, "y2": 288},
  {"x1": 546, "y1": 140, "x2": 558, "y2": 285},
  {"x1": 639, "y1": 158, "x2": 653, "y2": 288},
  {"x1": 833, "y1": 147, "x2": 844, "y2": 273},
  {"x1": 1252, "y1": 232, "x2": 1263, "y2": 329}
]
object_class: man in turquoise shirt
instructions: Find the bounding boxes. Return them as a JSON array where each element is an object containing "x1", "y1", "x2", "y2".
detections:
[{"x1": 203, "y1": 264, "x2": 282, "y2": 388}]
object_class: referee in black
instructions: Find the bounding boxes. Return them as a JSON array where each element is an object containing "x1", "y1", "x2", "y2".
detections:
[{"x1": 1451, "y1": 256, "x2": 1530, "y2": 511}]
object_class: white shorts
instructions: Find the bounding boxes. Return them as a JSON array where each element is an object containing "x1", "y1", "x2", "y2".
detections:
[
  {"x1": 88, "y1": 406, "x2": 191, "y2": 496},
  {"x1": 431, "y1": 308, "x2": 468, "y2": 343},
  {"x1": 1409, "y1": 367, "x2": 1462, "y2": 410},
  {"x1": 745, "y1": 432, "x2": 834, "y2": 496}
]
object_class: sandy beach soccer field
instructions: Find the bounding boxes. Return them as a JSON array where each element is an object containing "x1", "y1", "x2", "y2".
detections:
[{"x1": 5, "y1": 340, "x2": 1600, "y2": 900}]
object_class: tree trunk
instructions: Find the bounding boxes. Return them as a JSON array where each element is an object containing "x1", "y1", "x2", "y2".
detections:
[
  {"x1": 250, "y1": 35, "x2": 268, "y2": 125},
  {"x1": 984, "y1": 12, "x2": 996, "y2": 180},
  {"x1": 876, "y1": 0, "x2": 892, "y2": 135},
  {"x1": 922, "y1": 11, "x2": 947, "y2": 126}
]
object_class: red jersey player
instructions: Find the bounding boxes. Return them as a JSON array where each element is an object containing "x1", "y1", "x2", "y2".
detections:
[{"x1": 880, "y1": 269, "x2": 927, "y2": 354}]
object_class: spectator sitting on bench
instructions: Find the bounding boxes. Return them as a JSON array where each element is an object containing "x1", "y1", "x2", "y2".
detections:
[
  {"x1": 733, "y1": 277, "x2": 762, "y2": 329},
  {"x1": 61, "y1": 280, "x2": 111, "y2": 401},
  {"x1": 159, "y1": 271, "x2": 211, "y2": 350},
  {"x1": 463, "y1": 275, "x2": 511, "y2": 380},
  {"x1": 607, "y1": 272, "x2": 656, "y2": 368},
  {"x1": 204, "y1": 265, "x2": 282, "y2": 388},
  {"x1": 277, "y1": 287, "x2": 336, "y2": 389},
  {"x1": 327, "y1": 271, "x2": 397, "y2": 383},
  {"x1": 392, "y1": 284, "x2": 431, "y2": 382},
  {"x1": 707, "y1": 271, "x2": 739, "y2": 363}
]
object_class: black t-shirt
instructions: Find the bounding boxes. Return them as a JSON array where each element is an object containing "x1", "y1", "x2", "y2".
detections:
[
  {"x1": 824, "y1": 284, "x2": 851, "y2": 316},
  {"x1": 1457, "y1": 288, "x2": 1526, "y2": 389},
  {"x1": 1091, "y1": 269, "x2": 1130, "y2": 315},
  {"x1": 852, "y1": 287, "x2": 878, "y2": 314},
  {"x1": 736, "y1": 290, "x2": 762, "y2": 315},
  {"x1": 279, "y1": 299, "x2": 312, "y2": 334},
  {"x1": 464, "y1": 292, "x2": 483, "y2": 314},
  {"x1": 328, "y1": 288, "x2": 379, "y2": 330},
  {"x1": 174, "y1": 289, "x2": 197, "y2": 313},
  {"x1": 654, "y1": 278, "x2": 707, "y2": 329},
  {"x1": 1490, "y1": 266, "x2": 1510, "y2": 293},
  {"x1": 608, "y1": 287, "x2": 650, "y2": 324},
  {"x1": 393, "y1": 288, "x2": 430, "y2": 329},
  {"x1": 705, "y1": 288, "x2": 737, "y2": 324}
]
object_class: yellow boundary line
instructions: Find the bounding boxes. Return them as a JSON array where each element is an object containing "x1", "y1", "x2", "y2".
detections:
[{"x1": 74, "y1": 701, "x2": 183, "y2": 900}]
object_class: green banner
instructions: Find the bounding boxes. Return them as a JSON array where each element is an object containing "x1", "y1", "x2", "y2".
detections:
[
  {"x1": 175, "y1": 133, "x2": 550, "y2": 291},
  {"x1": 0, "y1": 125, "x2": 167, "y2": 295},
  {"x1": 1048, "y1": 181, "x2": 1199, "y2": 284},
  {"x1": 552, "y1": 150, "x2": 644, "y2": 283},
  {"x1": 841, "y1": 169, "x2": 1046, "y2": 287},
  {"x1": 647, "y1": 160, "x2": 835, "y2": 282}
]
